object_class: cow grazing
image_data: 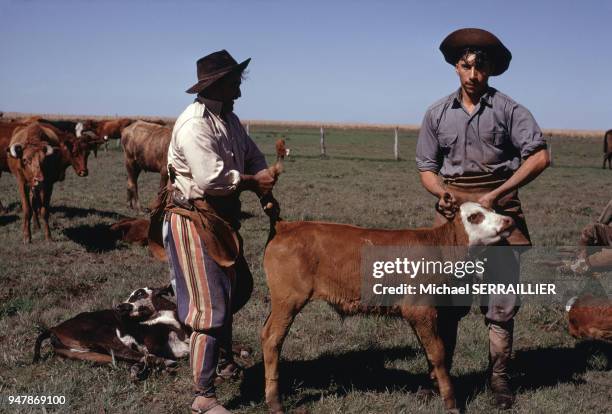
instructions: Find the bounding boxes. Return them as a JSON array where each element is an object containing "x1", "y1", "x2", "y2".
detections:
[
  {"x1": 567, "y1": 294, "x2": 612, "y2": 343},
  {"x1": 33, "y1": 285, "x2": 189, "y2": 378},
  {"x1": 604, "y1": 129, "x2": 612, "y2": 169},
  {"x1": 120, "y1": 120, "x2": 171, "y2": 210},
  {"x1": 261, "y1": 199, "x2": 514, "y2": 413},
  {"x1": 7, "y1": 122, "x2": 90, "y2": 242}
]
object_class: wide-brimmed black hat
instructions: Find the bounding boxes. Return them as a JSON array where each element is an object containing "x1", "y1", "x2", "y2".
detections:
[
  {"x1": 439, "y1": 28, "x2": 512, "y2": 76},
  {"x1": 185, "y1": 50, "x2": 251, "y2": 94}
]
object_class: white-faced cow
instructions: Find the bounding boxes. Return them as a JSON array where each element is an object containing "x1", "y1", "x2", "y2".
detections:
[{"x1": 120, "y1": 120, "x2": 171, "y2": 210}]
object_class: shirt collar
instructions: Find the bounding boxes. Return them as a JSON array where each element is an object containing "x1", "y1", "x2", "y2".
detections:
[
  {"x1": 452, "y1": 86, "x2": 494, "y2": 108},
  {"x1": 195, "y1": 97, "x2": 223, "y2": 116}
]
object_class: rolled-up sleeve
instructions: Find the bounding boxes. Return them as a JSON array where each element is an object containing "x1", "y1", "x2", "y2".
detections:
[
  {"x1": 416, "y1": 109, "x2": 442, "y2": 173},
  {"x1": 509, "y1": 104, "x2": 547, "y2": 159},
  {"x1": 178, "y1": 119, "x2": 240, "y2": 195}
]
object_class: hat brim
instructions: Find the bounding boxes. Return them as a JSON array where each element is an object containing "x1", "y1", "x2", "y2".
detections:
[
  {"x1": 439, "y1": 28, "x2": 511, "y2": 76},
  {"x1": 185, "y1": 58, "x2": 251, "y2": 94}
]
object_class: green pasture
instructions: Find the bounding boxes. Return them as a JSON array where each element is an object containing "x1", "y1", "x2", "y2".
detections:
[{"x1": 0, "y1": 126, "x2": 609, "y2": 413}]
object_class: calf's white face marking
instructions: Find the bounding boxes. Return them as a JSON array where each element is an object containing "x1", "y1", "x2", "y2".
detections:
[
  {"x1": 460, "y1": 202, "x2": 513, "y2": 246},
  {"x1": 123, "y1": 287, "x2": 155, "y2": 318},
  {"x1": 75, "y1": 122, "x2": 84, "y2": 138}
]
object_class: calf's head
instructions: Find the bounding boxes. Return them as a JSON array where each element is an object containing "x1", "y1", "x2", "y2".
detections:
[
  {"x1": 115, "y1": 285, "x2": 176, "y2": 321},
  {"x1": 458, "y1": 202, "x2": 514, "y2": 246},
  {"x1": 8, "y1": 142, "x2": 54, "y2": 188}
]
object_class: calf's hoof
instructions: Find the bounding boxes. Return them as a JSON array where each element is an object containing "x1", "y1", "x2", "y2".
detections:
[
  {"x1": 265, "y1": 397, "x2": 284, "y2": 414},
  {"x1": 491, "y1": 378, "x2": 514, "y2": 410},
  {"x1": 129, "y1": 362, "x2": 150, "y2": 381},
  {"x1": 415, "y1": 386, "x2": 438, "y2": 402}
]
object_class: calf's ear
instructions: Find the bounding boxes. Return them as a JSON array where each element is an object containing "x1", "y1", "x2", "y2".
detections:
[{"x1": 8, "y1": 144, "x2": 23, "y2": 159}]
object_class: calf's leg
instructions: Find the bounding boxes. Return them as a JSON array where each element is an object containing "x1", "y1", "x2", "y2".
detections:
[
  {"x1": 125, "y1": 159, "x2": 141, "y2": 211},
  {"x1": 16, "y1": 179, "x2": 32, "y2": 243},
  {"x1": 406, "y1": 308, "x2": 457, "y2": 413},
  {"x1": 261, "y1": 295, "x2": 307, "y2": 413},
  {"x1": 40, "y1": 184, "x2": 53, "y2": 241}
]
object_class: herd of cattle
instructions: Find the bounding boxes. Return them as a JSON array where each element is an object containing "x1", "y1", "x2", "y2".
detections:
[
  {"x1": 0, "y1": 112, "x2": 610, "y2": 412},
  {"x1": 0, "y1": 115, "x2": 171, "y2": 242}
]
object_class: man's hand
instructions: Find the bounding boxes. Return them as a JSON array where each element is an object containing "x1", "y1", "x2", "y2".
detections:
[
  {"x1": 436, "y1": 192, "x2": 458, "y2": 219},
  {"x1": 254, "y1": 169, "x2": 276, "y2": 194},
  {"x1": 477, "y1": 191, "x2": 499, "y2": 210}
]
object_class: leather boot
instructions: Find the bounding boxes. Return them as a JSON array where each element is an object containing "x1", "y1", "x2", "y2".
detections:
[{"x1": 488, "y1": 320, "x2": 514, "y2": 409}]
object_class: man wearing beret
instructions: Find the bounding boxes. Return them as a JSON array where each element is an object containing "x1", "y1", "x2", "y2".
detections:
[
  {"x1": 163, "y1": 50, "x2": 276, "y2": 413},
  {"x1": 416, "y1": 28, "x2": 550, "y2": 409}
]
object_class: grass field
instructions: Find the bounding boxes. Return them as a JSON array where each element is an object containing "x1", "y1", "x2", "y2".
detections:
[{"x1": 0, "y1": 125, "x2": 610, "y2": 413}]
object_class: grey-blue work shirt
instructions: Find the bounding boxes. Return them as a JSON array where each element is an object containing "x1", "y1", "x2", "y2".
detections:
[{"x1": 416, "y1": 87, "x2": 547, "y2": 178}]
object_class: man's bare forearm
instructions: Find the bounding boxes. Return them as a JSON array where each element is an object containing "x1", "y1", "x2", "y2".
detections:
[
  {"x1": 489, "y1": 149, "x2": 550, "y2": 199},
  {"x1": 419, "y1": 171, "x2": 447, "y2": 198}
]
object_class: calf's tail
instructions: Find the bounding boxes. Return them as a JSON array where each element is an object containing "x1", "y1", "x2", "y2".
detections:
[{"x1": 33, "y1": 329, "x2": 51, "y2": 363}]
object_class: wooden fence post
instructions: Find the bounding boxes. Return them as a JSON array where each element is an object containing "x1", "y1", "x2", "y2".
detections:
[
  {"x1": 394, "y1": 127, "x2": 399, "y2": 160},
  {"x1": 548, "y1": 136, "x2": 553, "y2": 167},
  {"x1": 320, "y1": 126, "x2": 327, "y2": 157}
]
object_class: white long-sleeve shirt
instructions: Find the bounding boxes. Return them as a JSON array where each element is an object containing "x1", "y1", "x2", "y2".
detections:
[{"x1": 167, "y1": 99, "x2": 268, "y2": 199}]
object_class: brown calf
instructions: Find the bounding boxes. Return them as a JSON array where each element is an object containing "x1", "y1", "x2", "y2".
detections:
[
  {"x1": 261, "y1": 200, "x2": 513, "y2": 413},
  {"x1": 33, "y1": 285, "x2": 189, "y2": 378},
  {"x1": 121, "y1": 120, "x2": 171, "y2": 210}
]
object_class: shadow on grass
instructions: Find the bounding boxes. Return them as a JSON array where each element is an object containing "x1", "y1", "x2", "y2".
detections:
[
  {"x1": 228, "y1": 342, "x2": 611, "y2": 411},
  {"x1": 228, "y1": 345, "x2": 425, "y2": 409},
  {"x1": 240, "y1": 211, "x2": 255, "y2": 220},
  {"x1": 63, "y1": 223, "x2": 124, "y2": 252},
  {"x1": 0, "y1": 214, "x2": 18, "y2": 226},
  {"x1": 51, "y1": 205, "x2": 123, "y2": 220}
]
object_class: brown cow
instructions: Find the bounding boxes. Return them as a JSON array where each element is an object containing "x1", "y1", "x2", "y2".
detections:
[
  {"x1": 603, "y1": 129, "x2": 612, "y2": 169},
  {"x1": 566, "y1": 294, "x2": 612, "y2": 343},
  {"x1": 110, "y1": 217, "x2": 150, "y2": 245},
  {"x1": 0, "y1": 122, "x2": 29, "y2": 213},
  {"x1": 121, "y1": 120, "x2": 171, "y2": 210},
  {"x1": 7, "y1": 122, "x2": 90, "y2": 242},
  {"x1": 261, "y1": 199, "x2": 514, "y2": 413},
  {"x1": 92, "y1": 118, "x2": 134, "y2": 149}
]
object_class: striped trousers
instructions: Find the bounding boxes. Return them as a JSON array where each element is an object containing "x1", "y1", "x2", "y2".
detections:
[{"x1": 163, "y1": 212, "x2": 235, "y2": 397}]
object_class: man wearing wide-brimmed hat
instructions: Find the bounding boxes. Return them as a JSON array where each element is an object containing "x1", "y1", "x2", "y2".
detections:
[
  {"x1": 416, "y1": 28, "x2": 550, "y2": 409},
  {"x1": 164, "y1": 50, "x2": 275, "y2": 414}
]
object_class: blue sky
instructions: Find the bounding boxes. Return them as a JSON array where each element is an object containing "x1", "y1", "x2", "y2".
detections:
[{"x1": 1, "y1": 0, "x2": 610, "y2": 129}]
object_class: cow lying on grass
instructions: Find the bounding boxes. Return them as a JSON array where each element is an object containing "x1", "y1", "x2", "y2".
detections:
[
  {"x1": 261, "y1": 196, "x2": 513, "y2": 413},
  {"x1": 566, "y1": 294, "x2": 612, "y2": 343},
  {"x1": 33, "y1": 285, "x2": 189, "y2": 379}
]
